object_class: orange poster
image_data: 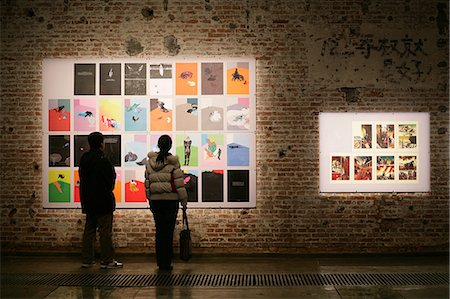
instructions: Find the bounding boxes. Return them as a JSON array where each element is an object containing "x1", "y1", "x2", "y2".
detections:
[
  {"x1": 227, "y1": 62, "x2": 249, "y2": 95},
  {"x1": 176, "y1": 63, "x2": 198, "y2": 95}
]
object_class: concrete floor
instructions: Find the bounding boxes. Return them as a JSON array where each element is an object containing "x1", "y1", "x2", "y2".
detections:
[{"x1": 1, "y1": 253, "x2": 448, "y2": 299}]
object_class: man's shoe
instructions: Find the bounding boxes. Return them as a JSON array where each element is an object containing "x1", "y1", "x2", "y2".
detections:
[
  {"x1": 100, "y1": 260, "x2": 123, "y2": 269},
  {"x1": 81, "y1": 261, "x2": 96, "y2": 268}
]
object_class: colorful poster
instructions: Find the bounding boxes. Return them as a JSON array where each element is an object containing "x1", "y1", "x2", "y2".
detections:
[
  {"x1": 331, "y1": 156, "x2": 350, "y2": 181},
  {"x1": 113, "y1": 169, "x2": 122, "y2": 203},
  {"x1": 201, "y1": 133, "x2": 224, "y2": 168},
  {"x1": 74, "y1": 170, "x2": 80, "y2": 203},
  {"x1": 176, "y1": 133, "x2": 199, "y2": 167},
  {"x1": 149, "y1": 63, "x2": 173, "y2": 96},
  {"x1": 100, "y1": 63, "x2": 121, "y2": 95},
  {"x1": 227, "y1": 98, "x2": 250, "y2": 130},
  {"x1": 49, "y1": 135, "x2": 70, "y2": 167},
  {"x1": 176, "y1": 63, "x2": 198, "y2": 95},
  {"x1": 125, "y1": 63, "x2": 146, "y2": 95},
  {"x1": 399, "y1": 156, "x2": 417, "y2": 180},
  {"x1": 201, "y1": 62, "x2": 223, "y2": 95},
  {"x1": 376, "y1": 156, "x2": 395, "y2": 180},
  {"x1": 354, "y1": 156, "x2": 373, "y2": 181},
  {"x1": 125, "y1": 98, "x2": 147, "y2": 132},
  {"x1": 150, "y1": 98, "x2": 173, "y2": 131},
  {"x1": 150, "y1": 134, "x2": 173, "y2": 152},
  {"x1": 183, "y1": 170, "x2": 198, "y2": 203},
  {"x1": 202, "y1": 170, "x2": 224, "y2": 202},
  {"x1": 227, "y1": 62, "x2": 249, "y2": 94},
  {"x1": 228, "y1": 170, "x2": 249, "y2": 202},
  {"x1": 124, "y1": 170, "x2": 146, "y2": 202},
  {"x1": 48, "y1": 99, "x2": 70, "y2": 131},
  {"x1": 398, "y1": 123, "x2": 417, "y2": 149},
  {"x1": 353, "y1": 123, "x2": 372, "y2": 149},
  {"x1": 201, "y1": 98, "x2": 224, "y2": 131},
  {"x1": 227, "y1": 133, "x2": 250, "y2": 166},
  {"x1": 376, "y1": 123, "x2": 395, "y2": 149},
  {"x1": 74, "y1": 63, "x2": 96, "y2": 95},
  {"x1": 48, "y1": 170, "x2": 71, "y2": 203},
  {"x1": 123, "y1": 135, "x2": 147, "y2": 167},
  {"x1": 175, "y1": 98, "x2": 198, "y2": 131},
  {"x1": 99, "y1": 99, "x2": 122, "y2": 131},
  {"x1": 74, "y1": 99, "x2": 96, "y2": 132}
]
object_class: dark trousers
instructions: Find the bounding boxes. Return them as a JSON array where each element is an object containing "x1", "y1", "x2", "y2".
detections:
[
  {"x1": 82, "y1": 213, "x2": 115, "y2": 264},
  {"x1": 150, "y1": 200, "x2": 179, "y2": 268}
]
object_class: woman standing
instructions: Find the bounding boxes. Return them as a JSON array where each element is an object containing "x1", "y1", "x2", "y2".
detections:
[{"x1": 145, "y1": 135, "x2": 188, "y2": 270}]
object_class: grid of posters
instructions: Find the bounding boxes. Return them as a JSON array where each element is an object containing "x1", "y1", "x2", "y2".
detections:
[
  {"x1": 43, "y1": 59, "x2": 256, "y2": 208},
  {"x1": 320, "y1": 113, "x2": 429, "y2": 193}
]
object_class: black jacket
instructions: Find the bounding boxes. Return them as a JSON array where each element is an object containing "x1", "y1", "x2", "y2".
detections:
[{"x1": 79, "y1": 149, "x2": 116, "y2": 214}]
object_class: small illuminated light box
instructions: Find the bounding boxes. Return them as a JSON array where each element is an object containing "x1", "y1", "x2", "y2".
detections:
[{"x1": 319, "y1": 112, "x2": 430, "y2": 193}]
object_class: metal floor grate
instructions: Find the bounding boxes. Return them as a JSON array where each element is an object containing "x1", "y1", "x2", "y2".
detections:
[{"x1": 2, "y1": 273, "x2": 448, "y2": 287}]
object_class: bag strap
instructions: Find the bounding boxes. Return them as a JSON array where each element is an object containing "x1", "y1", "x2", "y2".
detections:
[{"x1": 182, "y1": 208, "x2": 189, "y2": 230}]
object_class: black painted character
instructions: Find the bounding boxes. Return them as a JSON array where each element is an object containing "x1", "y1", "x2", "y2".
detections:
[{"x1": 232, "y1": 68, "x2": 244, "y2": 81}]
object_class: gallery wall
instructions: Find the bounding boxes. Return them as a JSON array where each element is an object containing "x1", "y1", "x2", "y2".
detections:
[{"x1": 1, "y1": 0, "x2": 448, "y2": 253}]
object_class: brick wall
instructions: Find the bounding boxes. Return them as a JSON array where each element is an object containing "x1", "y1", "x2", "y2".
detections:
[{"x1": 1, "y1": 0, "x2": 448, "y2": 254}]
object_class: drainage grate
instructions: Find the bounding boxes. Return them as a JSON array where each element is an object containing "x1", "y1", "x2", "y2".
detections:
[{"x1": 2, "y1": 273, "x2": 448, "y2": 287}]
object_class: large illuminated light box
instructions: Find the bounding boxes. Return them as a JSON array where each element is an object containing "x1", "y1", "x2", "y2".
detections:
[
  {"x1": 319, "y1": 112, "x2": 430, "y2": 193},
  {"x1": 42, "y1": 58, "x2": 256, "y2": 208}
]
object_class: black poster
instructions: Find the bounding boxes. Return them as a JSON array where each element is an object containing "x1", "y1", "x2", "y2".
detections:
[
  {"x1": 228, "y1": 170, "x2": 249, "y2": 202},
  {"x1": 74, "y1": 135, "x2": 121, "y2": 167},
  {"x1": 74, "y1": 64, "x2": 96, "y2": 95},
  {"x1": 100, "y1": 63, "x2": 121, "y2": 95},
  {"x1": 184, "y1": 172, "x2": 198, "y2": 202},
  {"x1": 202, "y1": 171, "x2": 223, "y2": 202},
  {"x1": 49, "y1": 135, "x2": 70, "y2": 167},
  {"x1": 125, "y1": 63, "x2": 146, "y2": 95}
]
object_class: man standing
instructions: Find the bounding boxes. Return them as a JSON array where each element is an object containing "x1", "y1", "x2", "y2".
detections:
[{"x1": 79, "y1": 132, "x2": 123, "y2": 269}]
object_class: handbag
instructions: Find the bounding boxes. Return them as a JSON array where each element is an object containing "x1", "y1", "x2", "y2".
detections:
[{"x1": 179, "y1": 209, "x2": 192, "y2": 261}]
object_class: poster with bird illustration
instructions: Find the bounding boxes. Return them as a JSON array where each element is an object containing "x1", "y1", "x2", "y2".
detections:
[{"x1": 176, "y1": 63, "x2": 198, "y2": 95}]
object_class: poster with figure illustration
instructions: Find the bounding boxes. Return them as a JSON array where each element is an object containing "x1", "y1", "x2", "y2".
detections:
[
  {"x1": 201, "y1": 62, "x2": 223, "y2": 95},
  {"x1": 331, "y1": 156, "x2": 350, "y2": 181},
  {"x1": 48, "y1": 170, "x2": 71, "y2": 203},
  {"x1": 149, "y1": 63, "x2": 173, "y2": 96},
  {"x1": 227, "y1": 133, "x2": 250, "y2": 166},
  {"x1": 123, "y1": 135, "x2": 147, "y2": 167},
  {"x1": 175, "y1": 98, "x2": 198, "y2": 131},
  {"x1": 353, "y1": 123, "x2": 372, "y2": 149},
  {"x1": 99, "y1": 99, "x2": 122, "y2": 131},
  {"x1": 399, "y1": 155, "x2": 417, "y2": 180},
  {"x1": 398, "y1": 123, "x2": 417, "y2": 149},
  {"x1": 201, "y1": 98, "x2": 224, "y2": 131},
  {"x1": 376, "y1": 123, "x2": 395, "y2": 149},
  {"x1": 227, "y1": 98, "x2": 250, "y2": 130},
  {"x1": 354, "y1": 156, "x2": 373, "y2": 181},
  {"x1": 124, "y1": 169, "x2": 146, "y2": 202},
  {"x1": 125, "y1": 98, "x2": 147, "y2": 132},
  {"x1": 176, "y1": 63, "x2": 198, "y2": 95},
  {"x1": 48, "y1": 99, "x2": 70, "y2": 131},
  {"x1": 125, "y1": 63, "x2": 146, "y2": 95},
  {"x1": 100, "y1": 63, "x2": 121, "y2": 95},
  {"x1": 49, "y1": 135, "x2": 70, "y2": 167},
  {"x1": 227, "y1": 62, "x2": 249, "y2": 94},
  {"x1": 150, "y1": 98, "x2": 173, "y2": 131},
  {"x1": 43, "y1": 58, "x2": 256, "y2": 208},
  {"x1": 74, "y1": 99, "x2": 96, "y2": 132},
  {"x1": 176, "y1": 133, "x2": 199, "y2": 167},
  {"x1": 376, "y1": 156, "x2": 395, "y2": 180},
  {"x1": 201, "y1": 133, "x2": 225, "y2": 168}
]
